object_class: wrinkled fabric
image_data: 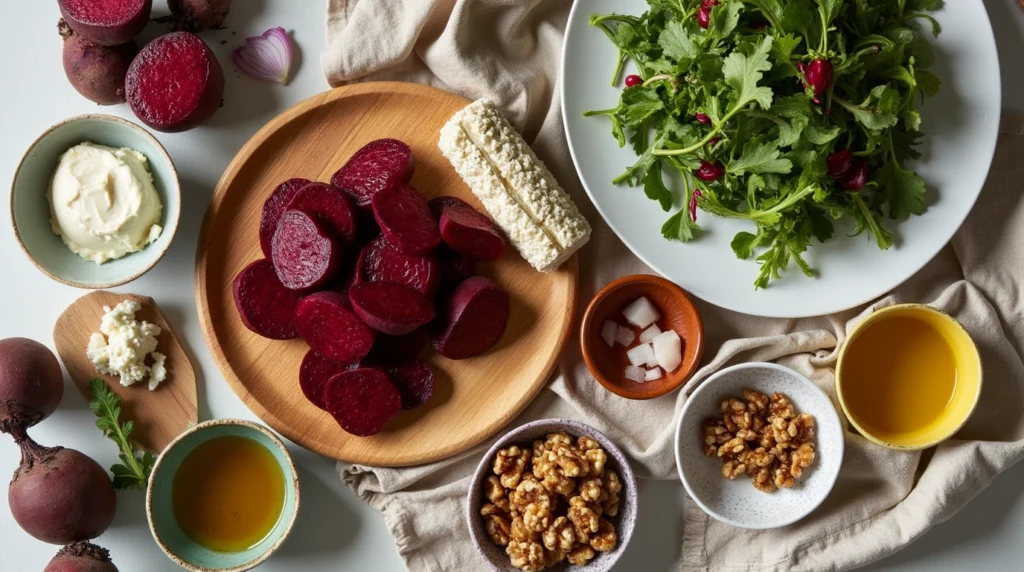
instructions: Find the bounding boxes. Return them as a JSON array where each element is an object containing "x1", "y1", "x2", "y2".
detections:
[{"x1": 323, "y1": 1, "x2": 1024, "y2": 570}]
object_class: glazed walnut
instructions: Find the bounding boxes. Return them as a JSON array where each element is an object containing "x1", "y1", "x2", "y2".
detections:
[
  {"x1": 495, "y1": 446, "x2": 531, "y2": 489},
  {"x1": 511, "y1": 479, "x2": 553, "y2": 532},
  {"x1": 590, "y1": 519, "x2": 617, "y2": 552},
  {"x1": 507, "y1": 540, "x2": 546, "y2": 571},
  {"x1": 486, "y1": 514, "x2": 512, "y2": 546},
  {"x1": 511, "y1": 515, "x2": 538, "y2": 542},
  {"x1": 769, "y1": 392, "x2": 795, "y2": 421},
  {"x1": 542, "y1": 516, "x2": 575, "y2": 552},
  {"x1": 567, "y1": 496, "x2": 601, "y2": 543},
  {"x1": 567, "y1": 544, "x2": 596, "y2": 566}
]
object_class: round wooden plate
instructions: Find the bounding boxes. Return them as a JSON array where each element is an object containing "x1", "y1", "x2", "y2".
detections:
[{"x1": 195, "y1": 82, "x2": 578, "y2": 467}]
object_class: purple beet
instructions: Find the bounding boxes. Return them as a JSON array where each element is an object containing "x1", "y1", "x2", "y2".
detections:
[
  {"x1": 285, "y1": 183, "x2": 357, "y2": 244},
  {"x1": 324, "y1": 368, "x2": 402, "y2": 437},
  {"x1": 0, "y1": 338, "x2": 64, "y2": 435},
  {"x1": 45, "y1": 542, "x2": 119, "y2": 572},
  {"x1": 295, "y1": 292, "x2": 376, "y2": 365},
  {"x1": 232, "y1": 259, "x2": 302, "y2": 340},
  {"x1": 58, "y1": 0, "x2": 152, "y2": 46},
  {"x1": 348, "y1": 282, "x2": 436, "y2": 336},
  {"x1": 271, "y1": 209, "x2": 343, "y2": 291},
  {"x1": 357, "y1": 236, "x2": 439, "y2": 296},
  {"x1": 60, "y1": 23, "x2": 137, "y2": 105},
  {"x1": 299, "y1": 351, "x2": 355, "y2": 411},
  {"x1": 432, "y1": 277, "x2": 510, "y2": 360},
  {"x1": 387, "y1": 360, "x2": 436, "y2": 410},
  {"x1": 332, "y1": 139, "x2": 415, "y2": 208},
  {"x1": 259, "y1": 178, "x2": 311, "y2": 258},
  {"x1": 372, "y1": 184, "x2": 441, "y2": 256}
]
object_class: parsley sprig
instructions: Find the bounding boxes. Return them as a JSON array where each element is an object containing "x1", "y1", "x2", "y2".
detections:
[{"x1": 88, "y1": 379, "x2": 155, "y2": 490}]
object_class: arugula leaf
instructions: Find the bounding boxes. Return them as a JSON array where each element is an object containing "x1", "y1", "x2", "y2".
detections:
[
  {"x1": 644, "y1": 160, "x2": 674, "y2": 211},
  {"x1": 659, "y1": 20, "x2": 698, "y2": 63},
  {"x1": 722, "y1": 36, "x2": 775, "y2": 112},
  {"x1": 877, "y1": 161, "x2": 928, "y2": 219},
  {"x1": 838, "y1": 85, "x2": 900, "y2": 131},
  {"x1": 663, "y1": 209, "x2": 701, "y2": 242},
  {"x1": 728, "y1": 140, "x2": 793, "y2": 175},
  {"x1": 620, "y1": 88, "x2": 665, "y2": 127},
  {"x1": 88, "y1": 379, "x2": 155, "y2": 490}
]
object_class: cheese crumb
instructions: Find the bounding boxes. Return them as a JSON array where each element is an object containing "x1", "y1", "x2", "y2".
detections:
[{"x1": 86, "y1": 300, "x2": 167, "y2": 390}]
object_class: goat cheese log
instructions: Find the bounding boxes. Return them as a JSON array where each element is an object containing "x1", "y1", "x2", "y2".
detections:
[{"x1": 438, "y1": 99, "x2": 591, "y2": 272}]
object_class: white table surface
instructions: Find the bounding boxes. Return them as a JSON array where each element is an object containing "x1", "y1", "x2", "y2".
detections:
[{"x1": 1, "y1": 1, "x2": 1022, "y2": 571}]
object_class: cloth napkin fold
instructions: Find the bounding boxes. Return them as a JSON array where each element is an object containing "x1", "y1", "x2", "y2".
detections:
[{"x1": 323, "y1": 1, "x2": 1024, "y2": 570}]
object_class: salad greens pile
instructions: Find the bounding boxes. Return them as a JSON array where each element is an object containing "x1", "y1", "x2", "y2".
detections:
[{"x1": 585, "y1": 0, "x2": 943, "y2": 288}]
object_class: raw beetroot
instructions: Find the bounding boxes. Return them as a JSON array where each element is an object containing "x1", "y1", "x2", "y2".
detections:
[
  {"x1": 259, "y1": 178, "x2": 311, "y2": 257},
  {"x1": 272, "y1": 209, "x2": 343, "y2": 291},
  {"x1": 45, "y1": 542, "x2": 119, "y2": 572},
  {"x1": 299, "y1": 351, "x2": 354, "y2": 411},
  {"x1": 387, "y1": 360, "x2": 436, "y2": 410},
  {"x1": 0, "y1": 338, "x2": 64, "y2": 435},
  {"x1": 233, "y1": 259, "x2": 302, "y2": 340},
  {"x1": 58, "y1": 0, "x2": 152, "y2": 46},
  {"x1": 433, "y1": 277, "x2": 510, "y2": 359},
  {"x1": 357, "y1": 236, "x2": 439, "y2": 296},
  {"x1": 286, "y1": 183, "x2": 357, "y2": 244},
  {"x1": 126, "y1": 32, "x2": 225, "y2": 133},
  {"x1": 349, "y1": 282, "x2": 435, "y2": 336},
  {"x1": 332, "y1": 139, "x2": 415, "y2": 208},
  {"x1": 438, "y1": 205, "x2": 506, "y2": 262},
  {"x1": 372, "y1": 184, "x2": 441, "y2": 256},
  {"x1": 168, "y1": 0, "x2": 232, "y2": 31},
  {"x1": 324, "y1": 368, "x2": 402, "y2": 437},
  {"x1": 59, "y1": 24, "x2": 137, "y2": 106},
  {"x1": 295, "y1": 292, "x2": 376, "y2": 364}
]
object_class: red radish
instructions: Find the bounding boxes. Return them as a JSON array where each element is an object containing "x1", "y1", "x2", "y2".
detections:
[
  {"x1": 368, "y1": 329, "x2": 429, "y2": 364},
  {"x1": 438, "y1": 205, "x2": 506, "y2": 262},
  {"x1": 285, "y1": 183, "x2": 357, "y2": 244},
  {"x1": 827, "y1": 150, "x2": 855, "y2": 179},
  {"x1": 0, "y1": 338, "x2": 64, "y2": 435},
  {"x1": 59, "y1": 24, "x2": 137, "y2": 106},
  {"x1": 259, "y1": 178, "x2": 311, "y2": 257},
  {"x1": 387, "y1": 360, "x2": 436, "y2": 410},
  {"x1": 839, "y1": 160, "x2": 870, "y2": 191},
  {"x1": 695, "y1": 113, "x2": 711, "y2": 124},
  {"x1": 325, "y1": 368, "x2": 401, "y2": 437},
  {"x1": 357, "y1": 236, "x2": 440, "y2": 296},
  {"x1": 348, "y1": 282, "x2": 436, "y2": 336},
  {"x1": 44, "y1": 541, "x2": 119, "y2": 572},
  {"x1": 432, "y1": 277, "x2": 510, "y2": 360},
  {"x1": 9, "y1": 434, "x2": 116, "y2": 544},
  {"x1": 126, "y1": 32, "x2": 225, "y2": 132},
  {"x1": 428, "y1": 196, "x2": 472, "y2": 220},
  {"x1": 625, "y1": 75, "x2": 643, "y2": 88},
  {"x1": 696, "y1": 161, "x2": 724, "y2": 182},
  {"x1": 271, "y1": 209, "x2": 343, "y2": 291},
  {"x1": 168, "y1": 0, "x2": 232, "y2": 31},
  {"x1": 800, "y1": 59, "x2": 833, "y2": 99},
  {"x1": 372, "y1": 184, "x2": 442, "y2": 256},
  {"x1": 232, "y1": 259, "x2": 301, "y2": 340},
  {"x1": 299, "y1": 351, "x2": 354, "y2": 411},
  {"x1": 332, "y1": 139, "x2": 415, "y2": 209},
  {"x1": 58, "y1": 0, "x2": 152, "y2": 46},
  {"x1": 295, "y1": 292, "x2": 376, "y2": 364}
]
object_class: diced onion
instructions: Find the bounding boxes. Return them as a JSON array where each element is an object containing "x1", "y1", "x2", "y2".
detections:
[
  {"x1": 623, "y1": 297, "x2": 661, "y2": 329},
  {"x1": 639, "y1": 324, "x2": 662, "y2": 344},
  {"x1": 615, "y1": 326, "x2": 636, "y2": 346},
  {"x1": 653, "y1": 330, "x2": 682, "y2": 372},
  {"x1": 601, "y1": 321, "x2": 618, "y2": 347},
  {"x1": 626, "y1": 343, "x2": 656, "y2": 368},
  {"x1": 645, "y1": 367, "x2": 663, "y2": 381},
  {"x1": 625, "y1": 365, "x2": 645, "y2": 382}
]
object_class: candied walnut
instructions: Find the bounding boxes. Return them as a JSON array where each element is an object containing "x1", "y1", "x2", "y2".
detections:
[
  {"x1": 543, "y1": 549, "x2": 566, "y2": 568},
  {"x1": 541, "y1": 516, "x2": 575, "y2": 552},
  {"x1": 717, "y1": 437, "x2": 746, "y2": 457},
  {"x1": 484, "y1": 475, "x2": 506, "y2": 503},
  {"x1": 720, "y1": 397, "x2": 745, "y2": 415},
  {"x1": 769, "y1": 392, "x2": 795, "y2": 421},
  {"x1": 481, "y1": 501, "x2": 510, "y2": 517},
  {"x1": 550, "y1": 444, "x2": 585, "y2": 478},
  {"x1": 578, "y1": 478, "x2": 605, "y2": 503},
  {"x1": 511, "y1": 515, "x2": 538, "y2": 542},
  {"x1": 790, "y1": 442, "x2": 815, "y2": 478},
  {"x1": 577, "y1": 435, "x2": 600, "y2": 451},
  {"x1": 770, "y1": 417, "x2": 793, "y2": 445},
  {"x1": 736, "y1": 428, "x2": 758, "y2": 441},
  {"x1": 745, "y1": 447, "x2": 774, "y2": 468},
  {"x1": 603, "y1": 470, "x2": 623, "y2": 495},
  {"x1": 511, "y1": 479, "x2": 553, "y2": 532},
  {"x1": 792, "y1": 413, "x2": 816, "y2": 441},
  {"x1": 567, "y1": 496, "x2": 600, "y2": 543},
  {"x1": 774, "y1": 465, "x2": 796, "y2": 489},
  {"x1": 582, "y1": 447, "x2": 607, "y2": 476},
  {"x1": 567, "y1": 544, "x2": 596, "y2": 566},
  {"x1": 743, "y1": 388, "x2": 769, "y2": 414},
  {"x1": 591, "y1": 519, "x2": 617, "y2": 552},
  {"x1": 721, "y1": 460, "x2": 746, "y2": 479},
  {"x1": 485, "y1": 514, "x2": 512, "y2": 546},
  {"x1": 759, "y1": 430, "x2": 776, "y2": 450},
  {"x1": 753, "y1": 467, "x2": 776, "y2": 493},
  {"x1": 533, "y1": 450, "x2": 576, "y2": 496},
  {"x1": 752, "y1": 415, "x2": 766, "y2": 432},
  {"x1": 506, "y1": 540, "x2": 546, "y2": 571},
  {"x1": 495, "y1": 446, "x2": 531, "y2": 489}
]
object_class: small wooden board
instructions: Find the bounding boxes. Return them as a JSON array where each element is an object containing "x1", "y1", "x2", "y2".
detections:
[
  {"x1": 53, "y1": 291, "x2": 198, "y2": 453},
  {"x1": 195, "y1": 82, "x2": 578, "y2": 467}
]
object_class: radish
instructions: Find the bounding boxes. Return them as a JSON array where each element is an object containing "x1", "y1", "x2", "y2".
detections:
[
  {"x1": 0, "y1": 338, "x2": 64, "y2": 435},
  {"x1": 623, "y1": 297, "x2": 660, "y2": 329},
  {"x1": 827, "y1": 150, "x2": 855, "y2": 178},
  {"x1": 839, "y1": 160, "x2": 870, "y2": 191},
  {"x1": 625, "y1": 75, "x2": 642, "y2": 88},
  {"x1": 44, "y1": 541, "x2": 119, "y2": 572},
  {"x1": 696, "y1": 161, "x2": 724, "y2": 182}
]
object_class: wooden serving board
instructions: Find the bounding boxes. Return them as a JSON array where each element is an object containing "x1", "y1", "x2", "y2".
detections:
[
  {"x1": 53, "y1": 291, "x2": 198, "y2": 452},
  {"x1": 195, "y1": 82, "x2": 578, "y2": 467}
]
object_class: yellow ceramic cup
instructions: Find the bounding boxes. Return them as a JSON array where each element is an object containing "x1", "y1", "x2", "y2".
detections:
[{"x1": 836, "y1": 304, "x2": 982, "y2": 451}]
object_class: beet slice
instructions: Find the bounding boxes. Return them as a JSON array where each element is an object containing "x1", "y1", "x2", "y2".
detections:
[
  {"x1": 299, "y1": 351, "x2": 356, "y2": 411},
  {"x1": 332, "y1": 139, "x2": 415, "y2": 208},
  {"x1": 357, "y1": 236, "x2": 439, "y2": 296},
  {"x1": 439, "y1": 205, "x2": 506, "y2": 262},
  {"x1": 260, "y1": 178, "x2": 311, "y2": 257},
  {"x1": 432, "y1": 276, "x2": 510, "y2": 359},
  {"x1": 354, "y1": 207, "x2": 382, "y2": 245},
  {"x1": 126, "y1": 32, "x2": 225, "y2": 132},
  {"x1": 271, "y1": 209, "x2": 343, "y2": 291},
  {"x1": 437, "y1": 246, "x2": 477, "y2": 295},
  {"x1": 428, "y1": 196, "x2": 472, "y2": 220},
  {"x1": 59, "y1": 0, "x2": 152, "y2": 46},
  {"x1": 232, "y1": 259, "x2": 301, "y2": 340},
  {"x1": 348, "y1": 282, "x2": 435, "y2": 336},
  {"x1": 325, "y1": 368, "x2": 402, "y2": 437},
  {"x1": 388, "y1": 360, "x2": 436, "y2": 410},
  {"x1": 295, "y1": 292, "x2": 376, "y2": 364},
  {"x1": 369, "y1": 329, "x2": 429, "y2": 363},
  {"x1": 286, "y1": 183, "x2": 357, "y2": 244},
  {"x1": 372, "y1": 184, "x2": 441, "y2": 256}
]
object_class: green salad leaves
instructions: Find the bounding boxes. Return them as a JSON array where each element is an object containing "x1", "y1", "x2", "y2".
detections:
[{"x1": 586, "y1": 0, "x2": 943, "y2": 288}]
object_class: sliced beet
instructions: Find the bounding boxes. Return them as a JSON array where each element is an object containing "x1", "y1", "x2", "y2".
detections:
[
  {"x1": 272, "y1": 209, "x2": 343, "y2": 291},
  {"x1": 428, "y1": 196, "x2": 472, "y2": 220},
  {"x1": 332, "y1": 139, "x2": 415, "y2": 208},
  {"x1": 432, "y1": 276, "x2": 510, "y2": 359},
  {"x1": 372, "y1": 184, "x2": 441, "y2": 256},
  {"x1": 354, "y1": 207, "x2": 382, "y2": 245},
  {"x1": 295, "y1": 292, "x2": 376, "y2": 364},
  {"x1": 59, "y1": 0, "x2": 152, "y2": 46},
  {"x1": 299, "y1": 351, "x2": 356, "y2": 410},
  {"x1": 325, "y1": 368, "x2": 402, "y2": 437},
  {"x1": 126, "y1": 32, "x2": 225, "y2": 133},
  {"x1": 286, "y1": 183, "x2": 357, "y2": 244},
  {"x1": 438, "y1": 205, "x2": 506, "y2": 262},
  {"x1": 348, "y1": 282, "x2": 435, "y2": 336},
  {"x1": 357, "y1": 236, "x2": 439, "y2": 296},
  {"x1": 232, "y1": 259, "x2": 301, "y2": 340},
  {"x1": 369, "y1": 329, "x2": 429, "y2": 363},
  {"x1": 388, "y1": 360, "x2": 436, "y2": 410},
  {"x1": 437, "y1": 246, "x2": 477, "y2": 293},
  {"x1": 260, "y1": 178, "x2": 311, "y2": 257}
]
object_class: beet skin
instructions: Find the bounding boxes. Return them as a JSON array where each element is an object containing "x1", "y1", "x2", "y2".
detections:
[
  {"x1": 59, "y1": 0, "x2": 152, "y2": 46},
  {"x1": 60, "y1": 24, "x2": 137, "y2": 106},
  {"x1": 44, "y1": 541, "x2": 119, "y2": 572}
]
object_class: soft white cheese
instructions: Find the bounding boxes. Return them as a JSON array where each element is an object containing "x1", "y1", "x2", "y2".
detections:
[{"x1": 86, "y1": 300, "x2": 167, "y2": 390}]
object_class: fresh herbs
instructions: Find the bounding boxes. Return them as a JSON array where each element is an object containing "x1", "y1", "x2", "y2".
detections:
[
  {"x1": 586, "y1": 0, "x2": 943, "y2": 288},
  {"x1": 88, "y1": 379, "x2": 155, "y2": 490}
]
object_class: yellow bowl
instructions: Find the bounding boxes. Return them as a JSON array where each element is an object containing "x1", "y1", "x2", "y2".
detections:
[{"x1": 836, "y1": 304, "x2": 982, "y2": 451}]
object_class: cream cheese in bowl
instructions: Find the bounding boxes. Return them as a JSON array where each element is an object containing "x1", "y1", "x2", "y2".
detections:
[{"x1": 48, "y1": 142, "x2": 163, "y2": 264}]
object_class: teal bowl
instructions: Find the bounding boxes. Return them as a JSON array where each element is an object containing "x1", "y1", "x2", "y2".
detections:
[
  {"x1": 10, "y1": 114, "x2": 180, "y2": 288},
  {"x1": 146, "y1": 420, "x2": 300, "y2": 572}
]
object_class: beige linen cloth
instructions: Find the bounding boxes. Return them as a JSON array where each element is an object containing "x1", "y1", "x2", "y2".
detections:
[{"x1": 322, "y1": 1, "x2": 1024, "y2": 570}]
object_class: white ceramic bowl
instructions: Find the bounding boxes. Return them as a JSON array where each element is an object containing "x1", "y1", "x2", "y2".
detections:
[{"x1": 674, "y1": 363, "x2": 844, "y2": 529}]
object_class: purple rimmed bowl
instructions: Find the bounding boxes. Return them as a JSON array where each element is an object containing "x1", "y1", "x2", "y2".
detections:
[{"x1": 466, "y1": 419, "x2": 638, "y2": 572}]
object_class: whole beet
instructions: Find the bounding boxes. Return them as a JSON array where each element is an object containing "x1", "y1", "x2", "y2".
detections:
[
  {"x1": 58, "y1": 0, "x2": 152, "y2": 47},
  {"x1": 0, "y1": 338, "x2": 64, "y2": 435},
  {"x1": 168, "y1": 0, "x2": 232, "y2": 30},
  {"x1": 9, "y1": 435, "x2": 116, "y2": 544},
  {"x1": 60, "y1": 22, "x2": 137, "y2": 105},
  {"x1": 45, "y1": 542, "x2": 119, "y2": 572}
]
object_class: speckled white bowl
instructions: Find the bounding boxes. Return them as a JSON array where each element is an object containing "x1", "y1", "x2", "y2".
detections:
[{"x1": 675, "y1": 363, "x2": 844, "y2": 529}]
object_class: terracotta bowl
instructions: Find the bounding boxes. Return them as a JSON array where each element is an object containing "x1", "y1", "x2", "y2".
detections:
[{"x1": 580, "y1": 274, "x2": 704, "y2": 400}]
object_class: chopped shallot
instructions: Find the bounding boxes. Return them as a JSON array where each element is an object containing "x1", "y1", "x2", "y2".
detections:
[
  {"x1": 623, "y1": 297, "x2": 660, "y2": 329},
  {"x1": 639, "y1": 323, "x2": 662, "y2": 344},
  {"x1": 626, "y1": 343, "x2": 656, "y2": 368},
  {"x1": 653, "y1": 330, "x2": 682, "y2": 372},
  {"x1": 625, "y1": 366, "x2": 645, "y2": 382},
  {"x1": 615, "y1": 326, "x2": 636, "y2": 346},
  {"x1": 601, "y1": 321, "x2": 618, "y2": 347},
  {"x1": 645, "y1": 367, "x2": 663, "y2": 381}
]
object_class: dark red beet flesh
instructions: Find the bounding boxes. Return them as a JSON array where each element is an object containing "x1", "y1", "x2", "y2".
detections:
[
  {"x1": 233, "y1": 260, "x2": 301, "y2": 340},
  {"x1": 436, "y1": 247, "x2": 477, "y2": 297},
  {"x1": 368, "y1": 329, "x2": 429, "y2": 364},
  {"x1": 348, "y1": 282, "x2": 436, "y2": 336},
  {"x1": 45, "y1": 541, "x2": 119, "y2": 572},
  {"x1": 126, "y1": 32, "x2": 225, "y2": 132},
  {"x1": 432, "y1": 276, "x2": 510, "y2": 360},
  {"x1": 168, "y1": 0, "x2": 232, "y2": 31},
  {"x1": 295, "y1": 292, "x2": 376, "y2": 364},
  {"x1": 259, "y1": 178, "x2": 311, "y2": 257},
  {"x1": 372, "y1": 184, "x2": 441, "y2": 256},
  {"x1": 357, "y1": 236, "x2": 439, "y2": 296},
  {"x1": 60, "y1": 24, "x2": 137, "y2": 106},
  {"x1": 271, "y1": 209, "x2": 343, "y2": 291},
  {"x1": 58, "y1": 0, "x2": 152, "y2": 46},
  {"x1": 299, "y1": 351, "x2": 355, "y2": 411},
  {"x1": 286, "y1": 183, "x2": 357, "y2": 244},
  {"x1": 332, "y1": 139, "x2": 415, "y2": 208},
  {"x1": 354, "y1": 207, "x2": 382, "y2": 245},
  {"x1": 387, "y1": 360, "x2": 436, "y2": 410},
  {"x1": 325, "y1": 368, "x2": 402, "y2": 437},
  {"x1": 438, "y1": 205, "x2": 506, "y2": 262},
  {"x1": 0, "y1": 338, "x2": 64, "y2": 435}
]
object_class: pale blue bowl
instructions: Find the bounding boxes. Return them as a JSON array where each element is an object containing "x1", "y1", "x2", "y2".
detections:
[
  {"x1": 10, "y1": 114, "x2": 180, "y2": 288},
  {"x1": 147, "y1": 420, "x2": 301, "y2": 572}
]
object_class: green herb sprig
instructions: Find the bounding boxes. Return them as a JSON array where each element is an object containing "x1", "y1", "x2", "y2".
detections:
[{"x1": 88, "y1": 379, "x2": 155, "y2": 490}]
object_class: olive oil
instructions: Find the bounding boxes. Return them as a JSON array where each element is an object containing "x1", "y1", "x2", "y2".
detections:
[{"x1": 172, "y1": 435, "x2": 285, "y2": 552}]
